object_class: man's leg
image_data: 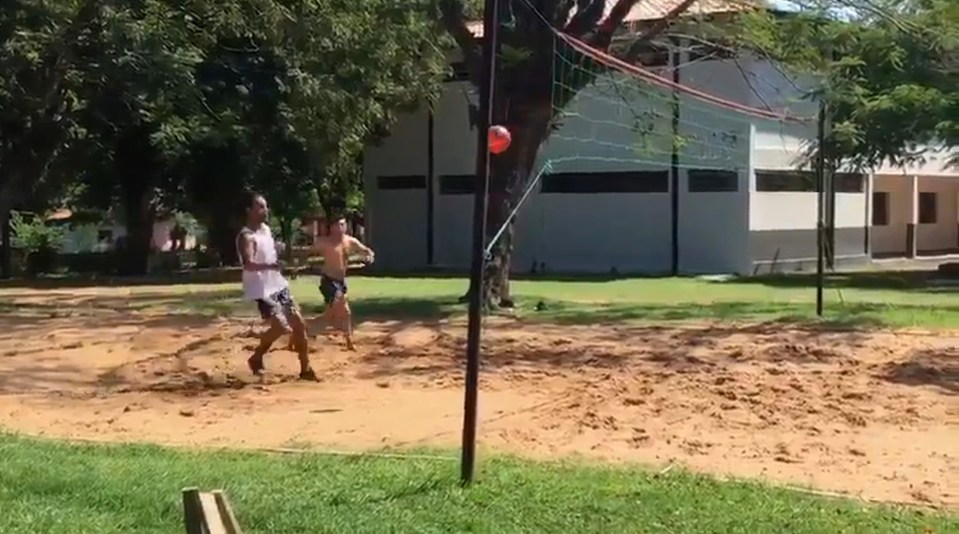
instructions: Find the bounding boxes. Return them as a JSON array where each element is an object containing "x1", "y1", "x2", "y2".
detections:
[
  {"x1": 248, "y1": 315, "x2": 287, "y2": 375},
  {"x1": 332, "y1": 294, "x2": 355, "y2": 351},
  {"x1": 286, "y1": 308, "x2": 317, "y2": 380}
]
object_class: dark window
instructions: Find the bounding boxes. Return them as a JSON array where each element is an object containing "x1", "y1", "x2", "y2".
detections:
[
  {"x1": 688, "y1": 169, "x2": 739, "y2": 192},
  {"x1": 632, "y1": 45, "x2": 669, "y2": 68},
  {"x1": 755, "y1": 170, "x2": 864, "y2": 193},
  {"x1": 919, "y1": 192, "x2": 937, "y2": 224},
  {"x1": 689, "y1": 44, "x2": 736, "y2": 62},
  {"x1": 755, "y1": 171, "x2": 815, "y2": 192},
  {"x1": 872, "y1": 191, "x2": 889, "y2": 226},
  {"x1": 439, "y1": 174, "x2": 475, "y2": 195},
  {"x1": 541, "y1": 171, "x2": 669, "y2": 194},
  {"x1": 377, "y1": 175, "x2": 426, "y2": 190},
  {"x1": 448, "y1": 61, "x2": 470, "y2": 82},
  {"x1": 834, "y1": 173, "x2": 865, "y2": 193}
]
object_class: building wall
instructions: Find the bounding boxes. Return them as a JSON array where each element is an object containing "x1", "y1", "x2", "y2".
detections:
[
  {"x1": 871, "y1": 174, "x2": 912, "y2": 255},
  {"x1": 60, "y1": 220, "x2": 196, "y2": 254},
  {"x1": 745, "y1": 59, "x2": 868, "y2": 272},
  {"x1": 916, "y1": 177, "x2": 959, "y2": 252},
  {"x1": 362, "y1": 99, "x2": 431, "y2": 271}
]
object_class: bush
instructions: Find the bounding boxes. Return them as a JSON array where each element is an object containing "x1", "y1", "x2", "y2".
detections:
[{"x1": 10, "y1": 211, "x2": 65, "y2": 275}]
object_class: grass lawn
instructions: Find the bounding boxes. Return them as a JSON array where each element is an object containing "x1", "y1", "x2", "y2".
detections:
[
  {"x1": 2, "y1": 270, "x2": 955, "y2": 328},
  {"x1": 153, "y1": 272, "x2": 958, "y2": 329},
  {"x1": 0, "y1": 434, "x2": 954, "y2": 534}
]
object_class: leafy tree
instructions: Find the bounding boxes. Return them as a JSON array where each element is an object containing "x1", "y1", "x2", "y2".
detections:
[
  {"x1": 182, "y1": 0, "x2": 449, "y2": 265},
  {"x1": 438, "y1": 0, "x2": 694, "y2": 308},
  {"x1": 738, "y1": 0, "x2": 957, "y2": 170},
  {"x1": 0, "y1": 1, "x2": 101, "y2": 277}
]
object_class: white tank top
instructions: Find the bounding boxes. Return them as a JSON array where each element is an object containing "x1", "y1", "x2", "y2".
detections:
[{"x1": 236, "y1": 224, "x2": 288, "y2": 300}]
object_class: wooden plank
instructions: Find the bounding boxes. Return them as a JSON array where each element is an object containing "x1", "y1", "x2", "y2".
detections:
[
  {"x1": 181, "y1": 487, "x2": 204, "y2": 534},
  {"x1": 199, "y1": 492, "x2": 229, "y2": 534},
  {"x1": 212, "y1": 490, "x2": 244, "y2": 534}
]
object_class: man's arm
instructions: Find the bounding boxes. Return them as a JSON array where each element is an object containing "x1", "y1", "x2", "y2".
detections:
[
  {"x1": 237, "y1": 233, "x2": 280, "y2": 272},
  {"x1": 348, "y1": 236, "x2": 375, "y2": 262}
]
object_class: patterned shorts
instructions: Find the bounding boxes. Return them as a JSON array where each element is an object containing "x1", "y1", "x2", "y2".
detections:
[{"x1": 255, "y1": 287, "x2": 298, "y2": 324}]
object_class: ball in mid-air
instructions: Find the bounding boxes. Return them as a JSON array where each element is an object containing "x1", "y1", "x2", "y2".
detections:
[{"x1": 488, "y1": 125, "x2": 511, "y2": 154}]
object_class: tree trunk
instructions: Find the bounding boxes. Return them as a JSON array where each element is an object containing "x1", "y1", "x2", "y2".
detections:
[
  {"x1": 207, "y1": 220, "x2": 239, "y2": 266},
  {"x1": 115, "y1": 131, "x2": 157, "y2": 276},
  {"x1": 117, "y1": 183, "x2": 156, "y2": 276},
  {"x1": 0, "y1": 205, "x2": 12, "y2": 279},
  {"x1": 473, "y1": 100, "x2": 551, "y2": 310}
]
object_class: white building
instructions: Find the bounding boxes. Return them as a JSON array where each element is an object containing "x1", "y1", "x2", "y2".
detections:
[{"x1": 362, "y1": 9, "x2": 957, "y2": 275}]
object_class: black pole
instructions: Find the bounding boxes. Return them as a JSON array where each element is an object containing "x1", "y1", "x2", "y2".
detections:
[
  {"x1": 427, "y1": 107, "x2": 435, "y2": 266},
  {"x1": 815, "y1": 100, "x2": 827, "y2": 317},
  {"x1": 669, "y1": 39, "x2": 680, "y2": 275},
  {"x1": 461, "y1": 0, "x2": 499, "y2": 486}
]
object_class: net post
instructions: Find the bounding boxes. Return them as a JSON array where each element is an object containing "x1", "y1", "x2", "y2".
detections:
[
  {"x1": 462, "y1": 0, "x2": 499, "y2": 487},
  {"x1": 815, "y1": 98, "x2": 827, "y2": 317}
]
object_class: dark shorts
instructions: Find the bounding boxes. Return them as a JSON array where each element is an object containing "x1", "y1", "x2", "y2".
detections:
[
  {"x1": 319, "y1": 275, "x2": 347, "y2": 305},
  {"x1": 255, "y1": 287, "x2": 298, "y2": 321}
]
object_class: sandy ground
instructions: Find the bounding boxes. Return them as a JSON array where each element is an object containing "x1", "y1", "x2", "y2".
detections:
[{"x1": 0, "y1": 288, "x2": 956, "y2": 507}]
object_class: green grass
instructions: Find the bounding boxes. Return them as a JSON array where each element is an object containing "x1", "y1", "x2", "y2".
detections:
[
  {"x1": 161, "y1": 272, "x2": 957, "y2": 329},
  {"x1": 0, "y1": 434, "x2": 954, "y2": 534},
  {"x1": 1, "y1": 271, "x2": 954, "y2": 328}
]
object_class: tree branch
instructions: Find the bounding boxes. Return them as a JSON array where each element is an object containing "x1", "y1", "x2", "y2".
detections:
[
  {"x1": 590, "y1": 0, "x2": 641, "y2": 49},
  {"x1": 564, "y1": 0, "x2": 607, "y2": 37},
  {"x1": 622, "y1": 0, "x2": 699, "y2": 60},
  {"x1": 437, "y1": 0, "x2": 481, "y2": 85}
]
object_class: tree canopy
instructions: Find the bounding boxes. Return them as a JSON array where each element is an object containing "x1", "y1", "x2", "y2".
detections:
[{"x1": 1, "y1": 0, "x2": 449, "y2": 275}]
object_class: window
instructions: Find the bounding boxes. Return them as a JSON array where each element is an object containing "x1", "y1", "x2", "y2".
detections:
[
  {"x1": 631, "y1": 44, "x2": 669, "y2": 68},
  {"x1": 872, "y1": 191, "x2": 889, "y2": 226},
  {"x1": 541, "y1": 171, "x2": 669, "y2": 194},
  {"x1": 377, "y1": 175, "x2": 426, "y2": 190},
  {"x1": 919, "y1": 192, "x2": 937, "y2": 224},
  {"x1": 689, "y1": 44, "x2": 737, "y2": 62},
  {"x1": 439, "y1": 175, "x2": 475, "y2": 195},
  {"x1": 756, "y1": 171, "x2": 815, "y2": 192},
  {"x1": 688, "y1": 169, "x2": 738, "y2": 192},
  {"x1": 755, "y1": 170, "x2": 864, "y2": 193},
  {"x1": 834, "y1": 173, "x2": 865, "y2": 193}
]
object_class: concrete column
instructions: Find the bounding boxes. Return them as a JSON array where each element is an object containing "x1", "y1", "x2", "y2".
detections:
[{"x1": 907, "y1": 174, "x2": 918, "y2": 258}]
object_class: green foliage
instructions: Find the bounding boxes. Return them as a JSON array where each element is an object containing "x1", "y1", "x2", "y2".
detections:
[
  {"x1": 8, "y1": 211, "x2": 64, "y2": 254},
  {"x1": 735, "y1": 0, "x2": 958, "y2": 169},
  {"x1": 1, "y1": 0, "x2": 448, "y2": 270}
]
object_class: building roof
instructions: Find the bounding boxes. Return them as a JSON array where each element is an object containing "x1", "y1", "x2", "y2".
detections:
[{"x1": 465, "y1": 0, "x2": 755, "y2": 37}]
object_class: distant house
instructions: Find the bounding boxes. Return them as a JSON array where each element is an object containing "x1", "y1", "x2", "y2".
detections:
[
  {"x1": 361, "y1": 2, "x2": 958, "y2": 275},
  {"x1": 48, "y1": 209, "x2": 198, "y2": 254}
]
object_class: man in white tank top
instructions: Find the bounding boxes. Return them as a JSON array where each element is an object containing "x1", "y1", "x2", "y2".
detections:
[{"x1": 237, "y1": 192, "x2": 317, "y2": 381}]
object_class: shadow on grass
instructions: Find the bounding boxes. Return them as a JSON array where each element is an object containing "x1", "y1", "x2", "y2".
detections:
[{"x1": 722, "y1": 270, "x2": 955, "y2": 292}]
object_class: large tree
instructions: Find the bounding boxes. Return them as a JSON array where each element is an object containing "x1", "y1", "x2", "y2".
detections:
[
  {"x1": 0, "y1": 0, "x2": 100, "y2": 277},
  {"x1": 439, "y1": 0, "x2": 957, "y2": 308},
  {"x1": 438, "y1": 0, "x2": 696, "y2": 308}
]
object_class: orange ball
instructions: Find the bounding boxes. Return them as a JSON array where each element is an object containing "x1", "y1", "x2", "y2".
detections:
[{"x1": 488, "y1": 125, "x2": 511, "y2": 155}]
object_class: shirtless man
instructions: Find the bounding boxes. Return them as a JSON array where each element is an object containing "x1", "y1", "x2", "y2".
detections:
[
  {"x1": 236, "y1": 192, "x2": 317, "y2": 380},
  {"x1": 312, "y1": 215, "x2": 374, "y2": 350}
]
